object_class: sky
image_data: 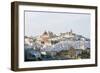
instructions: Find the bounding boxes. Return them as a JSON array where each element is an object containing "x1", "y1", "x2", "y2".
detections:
[{"x1": 25, "y1": 11, "x2": 91, "y2": 38}]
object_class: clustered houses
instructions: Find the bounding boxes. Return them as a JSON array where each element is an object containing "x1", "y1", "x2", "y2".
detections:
[
  {"x1": 24, "y1": 30, "x2": 90, "y2": 59},
  {"x1": 36, "y1": 31, "x2": 52, "y2": 47},
  {"x1": 36, "y1": 30, "x2": 76, "y2": 47}
]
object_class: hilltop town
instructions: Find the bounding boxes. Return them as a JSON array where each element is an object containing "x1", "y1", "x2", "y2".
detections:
[{"x1": 24, "y1": 30, "x2": 90, "y2": 61}]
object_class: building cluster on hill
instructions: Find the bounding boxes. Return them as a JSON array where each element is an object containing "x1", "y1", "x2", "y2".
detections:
[{"x1": 24, "y1": 30, "x2": 90, "y2": 61}]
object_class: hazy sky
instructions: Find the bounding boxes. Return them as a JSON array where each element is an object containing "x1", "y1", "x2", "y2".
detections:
[{"x1": 25, "y1": 11, "x2": 90, "y2": 38}]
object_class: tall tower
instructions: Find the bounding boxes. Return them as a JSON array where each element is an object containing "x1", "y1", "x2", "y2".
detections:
[{"x1": 70, "y1": 29, "x2": 72, "y2": 33}]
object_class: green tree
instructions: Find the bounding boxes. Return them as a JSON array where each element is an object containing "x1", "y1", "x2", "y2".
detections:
[{"x1": 79, "y1": 50, "x2": 90, "y2": 59}]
